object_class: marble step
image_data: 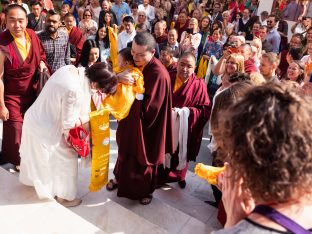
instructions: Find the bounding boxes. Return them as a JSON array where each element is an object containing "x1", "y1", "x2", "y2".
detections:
[
  {"x1": 0, "y1": 167, "x2": 105, "y2": 234},
  {"x1": 73, "y1": 163, "x2": 220, "y2": 233}
]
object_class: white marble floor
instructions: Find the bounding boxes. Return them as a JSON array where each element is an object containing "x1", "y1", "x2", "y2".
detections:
[
  {"x1": 0, "y1": 119, "x2": 222, "y2": 234},
  {"x1": 0, "y1": 167, "x2": 105, "y2": 234}
]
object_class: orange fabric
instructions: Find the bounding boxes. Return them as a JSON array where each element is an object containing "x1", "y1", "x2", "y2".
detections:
[
  {"x1": 103, "y1": 66, "x2": 145, "y2": 121},
  {"x1": 108, "y1": 26, "x2": 118, "y2": 73},
  {"x1": 89, "y1": 109, "x2": 110, "y2": 192},
  {"x1": 11, "y1": 31, "x2": 31, "y2": 61},
  {"x1": 173, "y1": 76, "x2": 188, "y2": 93}
]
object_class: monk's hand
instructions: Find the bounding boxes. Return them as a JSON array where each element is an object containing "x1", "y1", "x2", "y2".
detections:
[
  {"x1": 39, "y1": 61, "x2": 48, "y2": 73},
  {"x1": 0, "y1": 105, "x2": 9, "y2": 121},
  {"x1": 117, "y1": 69, "x2": 136, "y2": 86},
  {"x1": 219, "y1": 163, "x2": 255, "y2": 228}
]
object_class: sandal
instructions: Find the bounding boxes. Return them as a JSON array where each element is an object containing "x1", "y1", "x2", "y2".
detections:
[
  {"x1": 106, "y1": 179, "x2": 118, "y2": 191},
  {"x1": 178, "y1": 180, "x2": 186, "y2": 189},
  {"x1": 140, "y1": 195, "x2": 153, "y2": 205}
]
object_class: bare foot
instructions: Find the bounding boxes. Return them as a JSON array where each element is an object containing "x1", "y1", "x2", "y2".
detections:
[{"x1": 56, "y1": 197, "x2": 82, "y2": 207}]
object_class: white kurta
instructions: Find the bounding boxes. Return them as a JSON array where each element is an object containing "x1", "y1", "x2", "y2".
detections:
[{"x1": 19, "y1": 65, "x2": 91, "y2": 201}]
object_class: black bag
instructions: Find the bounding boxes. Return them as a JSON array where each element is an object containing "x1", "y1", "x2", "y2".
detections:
[{"x1": 34, "y1": 68, "x2": 50, "y2": 96}]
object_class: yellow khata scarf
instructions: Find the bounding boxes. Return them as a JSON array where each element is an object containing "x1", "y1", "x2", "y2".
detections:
[
  {"x1": 108, "y1": 26, "x2": 119, "y2": 73},
  {"x1": 11, "y1": 31, "x2": 31, "y2": 61},
  {"x1": 88, "y1": 109, "x2": 110, "y2": 192},
  {"x1": 194, "y1": 163, "x2": 225, "y2": 186},
  {"x1": 103, "y1": 66, "x2": 145, "y2": 121},
  {"x1": 197, "y1": 56, "x2": 208, "y2": 79}
]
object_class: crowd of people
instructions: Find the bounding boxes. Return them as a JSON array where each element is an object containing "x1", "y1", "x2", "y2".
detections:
[{"x1": 0, "y1": 0, "x2": 312, "y2": 233}]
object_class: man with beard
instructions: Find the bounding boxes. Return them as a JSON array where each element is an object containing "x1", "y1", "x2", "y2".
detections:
[
  {"x1": 38, "y1": 10, "x2": 71, "y2": 73},
  {"x1": 0, "y1": 4, "x2": 48, "y2": 167},
  {"x1": 278, "y1": 33, "x2": 304, "y2": 79},
  {"x1": 259, "y1": 25, "x2": 273, "y2": 53},
  {"x1": 266, "y1": 15, "x2": 281, "y2": 54}
]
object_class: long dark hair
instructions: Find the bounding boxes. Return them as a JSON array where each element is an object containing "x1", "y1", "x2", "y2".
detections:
[
  {"x1": 78, "y1": 39, "x2": 100, "y2": 67},
  {"x1": 85, "y1": 62, "x2": 117, "y2": 95},
  {"x1": 95, "y1": 25, "x2": 110, "y2": 49}
]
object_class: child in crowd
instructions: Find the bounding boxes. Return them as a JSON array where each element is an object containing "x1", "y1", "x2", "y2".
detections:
[{"x1": 102, "y1": 47, "x2": 145, "y2": 121}]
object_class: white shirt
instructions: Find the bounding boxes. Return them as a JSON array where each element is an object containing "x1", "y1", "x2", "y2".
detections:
[
  {"x1": 138, "y1": 4, "x2": 155, "y2": 22},
  {"x1": 117, "y1": 30, "x2": 136, "y2": 52}
]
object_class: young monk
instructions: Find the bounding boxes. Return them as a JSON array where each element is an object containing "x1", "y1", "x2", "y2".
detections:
[{"x1": 102, "y1": 47, "x2": 145, "y2": 121}]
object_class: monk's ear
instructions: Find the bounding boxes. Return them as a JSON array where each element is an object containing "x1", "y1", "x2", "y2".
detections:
[{"x1": 151, "y1": 48, "x2": 156, "y2": 57}]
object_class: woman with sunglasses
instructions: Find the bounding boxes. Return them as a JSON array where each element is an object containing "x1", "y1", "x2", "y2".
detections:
[{"x1": 78, "y1": 9, "x2": 98, "y2": 39}]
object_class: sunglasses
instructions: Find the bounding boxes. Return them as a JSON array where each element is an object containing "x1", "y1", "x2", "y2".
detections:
[{"x1": 84, "y1": 14, "x2": 92, "y2": 16}]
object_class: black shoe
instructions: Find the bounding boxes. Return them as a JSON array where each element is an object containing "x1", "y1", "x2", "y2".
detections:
[
  {"x1": 178, "y1": 180, "x2": 186, "y2": 189},
  {"x1": 204, "y1": 200, "x2": 218, "y2": 208}
]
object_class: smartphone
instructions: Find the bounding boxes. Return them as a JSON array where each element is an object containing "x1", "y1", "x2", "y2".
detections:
[
  {"x1": 186, "y1": 28, "x2": 194, "y2": 34},
  {"x1": 228, "y1": 47, "x2": 239, "y2": 53}
]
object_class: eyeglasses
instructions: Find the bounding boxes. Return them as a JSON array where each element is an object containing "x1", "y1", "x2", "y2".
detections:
[
  {"x1": 84, "y1": 14, "x2": 92, "y2": 17},
  {"x1": 138, "y1": 15, "x2": 145, "y2": 17},
  {"x1": 226, "y1": 61, "x2": 238, "y2": 65}
]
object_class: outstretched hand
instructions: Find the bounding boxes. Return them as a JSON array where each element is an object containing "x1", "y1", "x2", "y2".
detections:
[
  {"x1": 117, "y1": 69, "x2": 136, "y2": 85},
  {"x1": 217, "y1": 163, "x2": 255, "y2": 228}
]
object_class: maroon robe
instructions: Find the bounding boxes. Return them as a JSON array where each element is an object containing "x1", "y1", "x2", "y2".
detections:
[
  {"x1": 166, "y1": 61, "x2": 177, "y2": 78},
  {"x1": 175, "y1": 20, "x2": 189, "y2": 42},
  {"x1": 244, "y1": 59, "x2": 257, "y2": 74},
  {"x1": 69, "y1": 27, "x2": 85, "y2": 66},
  {"x1": 113, "y1": 57, "x2": 173, "y2": 200},
  {"x1": 154, "y1": 33, "x2": 168, "y2": 44},
  {"x1": 158, "y1": 73, "x2": 211, "y2": 183},
  {"x1": 0, "y1": 29, "x2": 47, "y2": 165}
]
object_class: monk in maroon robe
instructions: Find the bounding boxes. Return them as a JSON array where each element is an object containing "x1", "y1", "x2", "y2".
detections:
[
  {"x1": 109, "y1": 32, "x2": 173, "y2": 205},
  {"x1": 64, "y1": 13, "x2": 85, "y2": 65},
  {"x1": 0, "y1": 5, "x2": 47, "y2": 166},
  {"x1": 160, "y1": 45, "x2": 177, "y2": 78},
  {"x1": 158, "y1": 52, "x2": 210, "y2": 188}
]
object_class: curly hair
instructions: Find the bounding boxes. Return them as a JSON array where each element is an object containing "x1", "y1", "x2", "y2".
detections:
[{"x1": 220, "y1": 83, "x2": 312, "y2": 203}]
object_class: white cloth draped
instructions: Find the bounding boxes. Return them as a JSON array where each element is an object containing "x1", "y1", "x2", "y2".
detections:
[
  {"x1": 19, "y1": 65, "x2": 92, "y2": 201},
  {"x1": 164, "y1": 107, "x2": 190, "y2": 170}
]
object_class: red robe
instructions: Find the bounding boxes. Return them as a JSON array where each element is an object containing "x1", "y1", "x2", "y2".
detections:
[
  {"x1": 114, "y1": 57, "x2": 173, "y2": 200},
  {"x1": 69, "y1": 27, "x2": 85, "y2": 66},
  {"x1": 154, "y1": 33, "x2": 168, "y2": 44},
  {"x1": 0, "y1": 29, "x2": 47, "y2": 165},
  {"x1": 175, "y1": 20, "x2": 189, "y2": 42},
  {"x1": 158, "y1": 73, "x2": 211, "y2": 183}
]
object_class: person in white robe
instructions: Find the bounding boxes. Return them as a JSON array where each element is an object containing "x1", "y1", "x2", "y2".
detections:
[{"x1": 19, "y1": 63, "x2": 117, "y2": 207}]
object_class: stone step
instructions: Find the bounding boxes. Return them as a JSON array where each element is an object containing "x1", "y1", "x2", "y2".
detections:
[
  {"x1": 0, "y1": 167, "x2": 105, "y2": 234},
  {"x1": 73, "y1": 161, "x2": 220, "y2": 234}
]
